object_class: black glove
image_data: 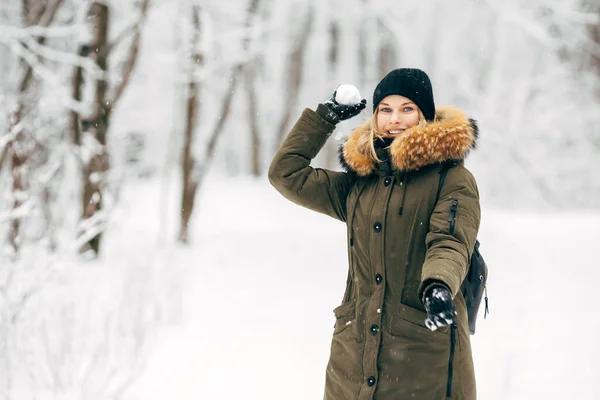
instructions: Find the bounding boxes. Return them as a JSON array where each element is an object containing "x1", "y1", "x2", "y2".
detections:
[
  {"x1": 316, "y1": 89, "x2": 367, "y2": 125},
  {"x1": 422, "y1": 281, "x2": 457, "y2": 331}
]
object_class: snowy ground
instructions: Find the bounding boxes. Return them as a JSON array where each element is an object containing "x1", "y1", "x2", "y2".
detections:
[{"x1": 121, "y1": 174, "x2": 600, "y2": 400}]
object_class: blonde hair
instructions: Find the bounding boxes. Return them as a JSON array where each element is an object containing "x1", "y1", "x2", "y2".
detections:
[{"x1": 357, "y1": 108, "x2": 429, "y2": 162}]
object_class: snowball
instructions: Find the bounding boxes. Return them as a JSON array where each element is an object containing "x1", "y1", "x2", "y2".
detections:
[{"x1": 335, "y1": 84, "x2": 362, "y2": 105}]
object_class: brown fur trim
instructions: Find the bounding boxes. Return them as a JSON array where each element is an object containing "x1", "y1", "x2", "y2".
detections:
[
  {"x1": 340, "y1": 120, "x2": 376, "y2": 176},
  {"x1": 340, "y1": 106, "x2": 477, "y2": 176}
]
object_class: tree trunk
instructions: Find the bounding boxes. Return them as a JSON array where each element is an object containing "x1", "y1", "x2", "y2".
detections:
[
  {"x1": 586, "y1": 2, "x2": 600, "y2": 95},
  {"x1": 244, "y1": 0, "x2": 262, "y2": 177},
  {"x1": 75, "y1": 0, "x2": 148, "y2": 254},
  {"x1": 5, "y1": 0, "x2": 63, "y2": 254},
  {"x1": 178, "y1": 64, "x2": 244, "y2": 243},
  {"x1": 274, "y1": 6, "x2": 314, "y2": 147},
  {"x1": 324, "y1": 15, "x2": 340, "y2": 169},
  {"x1": 245, "y1": 61, "x2": 261, "y2": 176},
  {"x1": 179, "y1": 4, "x2": 202, "y2": 244},
  {"x1": 7, "y1": 107, "x2": 26, "y2": 254},
  {"x1": 70, "y1": 45, "x2": 87, "y2": 147},
  {"x1": 79, "y1": 2, "x2": 109, "y2": 255}
]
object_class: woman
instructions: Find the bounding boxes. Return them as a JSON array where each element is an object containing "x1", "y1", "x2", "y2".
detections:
[{"x1": 268, "y1": 68, "x2": 480, "y2": 400}]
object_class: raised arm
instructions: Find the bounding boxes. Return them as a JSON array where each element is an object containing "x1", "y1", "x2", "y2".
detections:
[
  {"x1": 268, "y1": 89, "x2": 366, "y2": 222},
  {"x1": 268, "y1": 108, "x2": 354, "y2": 222}
]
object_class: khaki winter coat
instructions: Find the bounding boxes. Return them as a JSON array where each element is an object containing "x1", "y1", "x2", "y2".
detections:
[{"x1": 268, "y1": 105, "x2": 481, "y2": 400}]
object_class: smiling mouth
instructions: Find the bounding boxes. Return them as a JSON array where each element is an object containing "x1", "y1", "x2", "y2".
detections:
[{"x1": 387, "y1": 130, "x2": 404, "y2": 135}]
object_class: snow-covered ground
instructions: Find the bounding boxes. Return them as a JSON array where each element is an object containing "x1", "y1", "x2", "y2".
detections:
[{"x1": 120, "y1": 174, "x2": 600, "y2": 400}]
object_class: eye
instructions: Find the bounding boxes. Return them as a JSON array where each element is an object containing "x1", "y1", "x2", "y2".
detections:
[
  {"x1": 380, "y1": 107, "x2": 392, "y2": 113},
  {"x1": 403, "y1": 106, "x2": 414, "y2": 112}
]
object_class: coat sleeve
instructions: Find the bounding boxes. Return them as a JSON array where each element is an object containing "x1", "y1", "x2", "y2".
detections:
[
  {"x1": 419, "y1": 165, "x2": 481, "y2": 298},
  {"x1": 268, "y1": 108, "x2": 355, "y2": 222}
]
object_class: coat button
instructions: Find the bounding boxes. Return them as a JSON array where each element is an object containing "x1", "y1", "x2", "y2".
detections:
[
  {"x1": 370, "y1": 324, "x2": 379, "y2": 335},
  {"x1": 367, "y1": 376, "x2": 376, "y2": 387},
  {"x1": 384, "y1": 177, "x2": 392, "y2": 186},
  {"x1": 373, "y1": 222, "x2": 382, "y2": 232},
  {"x1": 375, "y1": 274, "x2": 383, "y2": 284}
]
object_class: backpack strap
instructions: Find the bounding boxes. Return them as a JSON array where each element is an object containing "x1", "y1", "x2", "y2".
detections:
[{"x1": 435, "y1": 161, "x2": 456, "y2": 203}]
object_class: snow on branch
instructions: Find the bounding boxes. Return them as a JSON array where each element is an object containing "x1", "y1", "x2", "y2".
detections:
[
  {"x1": 7, "y1": 40, "x2": 90, "y2": 114},
  {"x1": 0, "y1": 23, "x2": 88, "y2": 41},
  {"x1": 0, "y1": 199, "x2": 36, "y2": 225},
  {"x1": 15, "y1": 35, "x2": 104, "y2": 79},
  {"x1": 72, "y1": 210, "x2": 108, "y2": 252},
  {"x1": 0, "y1": 122, "x2": 22, "y2": 155}
]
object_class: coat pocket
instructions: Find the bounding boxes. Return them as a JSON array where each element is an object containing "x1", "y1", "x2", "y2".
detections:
[
  {"x1": 380, "y1": 305, "x2": 451, "y2": 397},
  {"x1": 333, "y1": 299, "x2": 356, "y2": 335},
  {"x1": 388, "y1": 303, "x2": 450, "y2": 343}
]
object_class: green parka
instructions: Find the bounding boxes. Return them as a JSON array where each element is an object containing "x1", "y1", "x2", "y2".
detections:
[{"x1": 268, "y1": 105, "x2": 481, "y2": 400}]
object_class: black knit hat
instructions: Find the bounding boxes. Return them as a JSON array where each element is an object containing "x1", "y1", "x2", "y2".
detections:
[{"x1": 372, "y1": 68, "x2": 436, "y2": 121}]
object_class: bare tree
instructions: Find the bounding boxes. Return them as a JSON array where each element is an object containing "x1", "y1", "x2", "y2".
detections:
[
  {"x1": 244, "y1": 0, "x2": 263, "y2": 177},
  {"x1": 274, "y1": 5, "x2": 314, "y2": 147},
  {"x1": 3, "y1": 0, "x2": 63, "y2": 254},
  {"x1": 73, "y1": 0, "x2": 150, "y2": 255},
  {"x1": 178, "y1": 0, "x2": 263, "y2": 243},
  {"x1": 245, "y1": 51, "x2": 261, "y2": 176},
  {"x1": 179, "y1": 3, "x2": 202, "y2": 244}
]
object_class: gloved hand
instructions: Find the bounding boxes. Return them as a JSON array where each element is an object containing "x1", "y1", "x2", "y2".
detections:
[
  {"x1": 422, "y1": 281, "x2": 457, "y2": 331},
  {"x1": 316, "y1": 89, "x2": 367, "y2": 125}
]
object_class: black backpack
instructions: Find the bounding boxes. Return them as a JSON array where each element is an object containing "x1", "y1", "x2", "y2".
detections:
[{"x1": 437, "y1": 163, "x2": 489, "y2": 335}]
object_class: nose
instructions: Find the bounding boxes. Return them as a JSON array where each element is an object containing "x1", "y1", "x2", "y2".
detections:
[{"x1": 389, "y1": 112, "x2": 401, "y2": 124}]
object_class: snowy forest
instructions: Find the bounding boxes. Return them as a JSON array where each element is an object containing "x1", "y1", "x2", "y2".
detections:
[{"x1": 1, "y1": 0, "x2": 599, "y2": 398}]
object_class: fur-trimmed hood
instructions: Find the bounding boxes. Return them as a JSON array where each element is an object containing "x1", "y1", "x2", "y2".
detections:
[{"x1": 339, "y1": 106, "x2": 479, "y2": 176}]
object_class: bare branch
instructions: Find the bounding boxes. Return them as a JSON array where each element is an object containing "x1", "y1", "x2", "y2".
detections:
[
  {"x1": 0, "y1": 199, "x2": 35, "y2": 224},
  {"x1": 110, "y1": 0, "x2": 150, "y2": 107},
  {"x1": 72, "y1": 210, "x2": 108, "y2": 252},
  {"x1": 208, "y1": 71, "x2": 240, "y2": 156},
  {"x1": 18, "y1": 35, "x2": 104, "y2": 78},
  {"x1": 18, "y1": 0, "x2": 64, "y2": 92},
  {"x1": 36, "y1": 0, "x2": 65, "y2": 28},
  {"x1": 274, "y1": 6, "x2": 314, "y2": 146},
  {"x1": 206, "y1": 0, "x2": 265, "y2": 149},
  {"x1": 0, "y1": 122, "x2": 22, "y2": 159},
  {"x1": 106, "y1": 21, "x2": 139, "y2": 55},
  {"x1": 0, "y1": 23, "x2": 88, "y2": 40}
]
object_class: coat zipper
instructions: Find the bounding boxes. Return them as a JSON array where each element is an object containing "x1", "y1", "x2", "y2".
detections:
[
  {"x1": 448, "y1": 199, "x2": 458, "y2": 234},
  {"x1": 446, "y1": 323, "x2": 457, "y2": 397},
  {"x1": 397, "y1": 173, "x2": 408, "y2": 216}
]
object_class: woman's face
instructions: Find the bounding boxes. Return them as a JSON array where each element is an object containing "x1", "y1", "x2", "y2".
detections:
[{"x1": 376, "y1": 95, "x2": 421, "y2": 138}]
